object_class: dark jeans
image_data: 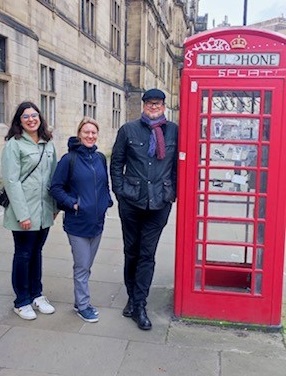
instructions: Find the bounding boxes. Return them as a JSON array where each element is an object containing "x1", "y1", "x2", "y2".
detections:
[
  {"x1": 12, "y1": 228, "x2": 50, "y2": 308},
  {"x1": 118, "y1": 200, "x2": 172, "y2": 306}
]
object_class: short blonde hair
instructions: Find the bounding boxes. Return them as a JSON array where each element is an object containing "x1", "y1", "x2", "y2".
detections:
[{"x1": 77, "y1": 116, "x2": 99, "y2": 136}]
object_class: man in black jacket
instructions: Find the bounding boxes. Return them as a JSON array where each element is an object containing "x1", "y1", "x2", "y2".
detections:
[{"x1": 110, "y1": 89, "x2": 178, "y2": 330}]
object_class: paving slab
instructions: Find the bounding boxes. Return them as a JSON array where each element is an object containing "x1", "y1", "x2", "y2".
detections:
[
  {"x1": 0, "y1": 325, "x2": 10, "y2": 337},
  {"x1": 1, "y1": 304, "x2": 85, "y2": 334},
  {"x1": 0, "y1": 270, "x2": 13, "y2": 296},
  {"x1": 168, "y1": 321, "x2": 286, "y2": 357},
  {"x1": 0, "y1": 370, "x2": 61, "y2": 376},
  {"x1": 0, "y1": 327, "x2": 127, "y2": 376},
  {"x1": 79, "y1": 306, "x2": 170, "y2": 344},
  {"x1": 0, "y1": 252, "x2": 13, "y2": 272},
  {"x1": 117, "y1": 341, "x2": 219, "y2": 376},
  {"x1": 221, "y1": 352, "x2": 286, "y2": 376}
]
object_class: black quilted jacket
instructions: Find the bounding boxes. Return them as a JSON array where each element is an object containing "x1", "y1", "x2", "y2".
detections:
[{"x1": 110, "y1": 118, "x2": 178, "y2": 210}]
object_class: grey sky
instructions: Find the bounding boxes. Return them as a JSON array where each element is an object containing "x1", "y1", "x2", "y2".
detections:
[{"x1": 199, "y1": 0, "x2": 286, "y2": 28}]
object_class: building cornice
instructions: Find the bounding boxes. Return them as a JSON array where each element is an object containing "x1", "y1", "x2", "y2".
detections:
[
  {"x1": 0, "y1": 11, "x2": 38, "y2": 41},
  {"x1": 39, "y1": 47, "x2": 124, "y2": 91}
]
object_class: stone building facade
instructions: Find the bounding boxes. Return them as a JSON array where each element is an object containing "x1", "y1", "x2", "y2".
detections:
[
  {"x1": 0, "y1": 0, "x2": 197, "y2": 159},
  {"x1": 249, "y1": 17, "x2": 286, "y2": 36}
]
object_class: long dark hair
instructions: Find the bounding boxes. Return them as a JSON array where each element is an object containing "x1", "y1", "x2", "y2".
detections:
[{"x1": 5, "y1": 101, "x2": 53, "y2": 141}]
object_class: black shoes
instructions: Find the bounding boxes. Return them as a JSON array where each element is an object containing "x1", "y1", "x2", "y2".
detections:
[
  {"x1": 122, "y1": 298, "x2": 134, "y2": 317},
  {"x1": 132, "y1": 304, "x2": 152, "y2": 330},
  {"x1": 123, "y1": 299, "x2": 152, "y2": 330}
]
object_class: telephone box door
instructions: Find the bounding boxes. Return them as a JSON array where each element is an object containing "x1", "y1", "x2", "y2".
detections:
[{"x1": 175, "y1": 77, "x2": 286, "y2": 325}]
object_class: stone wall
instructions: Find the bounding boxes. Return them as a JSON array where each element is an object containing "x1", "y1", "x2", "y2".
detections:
[{"x1": 0, "y1": 0, "x2": 192, "y2": 158}]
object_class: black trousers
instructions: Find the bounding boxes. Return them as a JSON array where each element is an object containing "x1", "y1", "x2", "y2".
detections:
[{"x1": 118, "y1": 199, "x2": 172, "y2": 306}]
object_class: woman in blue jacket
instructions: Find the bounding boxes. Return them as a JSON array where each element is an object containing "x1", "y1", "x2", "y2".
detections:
[{"x1": 50, "y1": 117, "x2": 113, "y2": 323}]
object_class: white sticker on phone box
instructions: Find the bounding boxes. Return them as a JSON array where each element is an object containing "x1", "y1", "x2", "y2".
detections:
[
  {"x1": 191, "y1": 81, "x2": 198, "y2": 92},
  {"x1": 179, "y1": 152, "x2": 186, "y2": 160},
  {"x1": 232, "y1": 174, "x2": 247, "y2": 185}
]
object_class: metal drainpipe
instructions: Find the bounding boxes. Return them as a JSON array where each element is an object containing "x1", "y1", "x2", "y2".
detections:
[
  {"x1": 124, "y1": 0, "x2": 129, "y2": 120},
  {"x1": 170, "y1": 60, "x2": 174, "y2": 122}
]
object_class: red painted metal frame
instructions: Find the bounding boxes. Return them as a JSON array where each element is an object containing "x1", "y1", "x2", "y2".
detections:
[{"x1": 175, "y1": 28, "x2": 286, "y2": 326}]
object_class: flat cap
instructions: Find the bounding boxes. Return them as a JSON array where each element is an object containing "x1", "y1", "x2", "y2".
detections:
[{"x1": 142, "y1": 88, "x2": 166, "y2": 102}]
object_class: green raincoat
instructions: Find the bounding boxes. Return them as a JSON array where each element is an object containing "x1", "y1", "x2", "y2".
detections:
[{"x1": 1, "y1": 131, "x2": 57, "y2": 230}]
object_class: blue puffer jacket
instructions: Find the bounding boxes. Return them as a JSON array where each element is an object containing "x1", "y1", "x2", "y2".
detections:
[{"x1": 50, "y1": 137, "x2": 113, "y2": 237}]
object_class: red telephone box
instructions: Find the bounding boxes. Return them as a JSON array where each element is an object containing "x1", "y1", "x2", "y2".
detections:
[{"x1": 175, "y1": 27, "x2": 286, "y2": 327}]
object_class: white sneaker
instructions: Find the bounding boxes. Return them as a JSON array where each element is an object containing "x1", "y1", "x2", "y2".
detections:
[
  {"x1": 33, "y1": 296, "x2": 55, "y2": 314},
  {"x1": 14, "y1": 304, "x2": 37, "y2": 320}
]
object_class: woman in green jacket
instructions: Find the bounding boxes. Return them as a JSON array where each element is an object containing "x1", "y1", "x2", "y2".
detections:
[{"x1": 1, "y1": 101, "x2": 57, "y2": 320}]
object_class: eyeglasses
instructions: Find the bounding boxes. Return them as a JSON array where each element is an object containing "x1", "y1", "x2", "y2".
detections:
[
  {"x1": 21, "y1": 112, "x2": 39, "y2": 120},
  {"x1": 144, "y1": 101, "x2": 164, "y2": 109}
]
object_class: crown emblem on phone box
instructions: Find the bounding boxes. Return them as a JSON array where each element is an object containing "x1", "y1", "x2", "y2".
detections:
[{"x1": 230, "y1": 36, "x2": 247, "y2": 49}]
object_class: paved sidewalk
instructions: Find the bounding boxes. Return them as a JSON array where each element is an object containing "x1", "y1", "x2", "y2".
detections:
[{"x1": 0, "y1": 203, "x2": 286, "y2": 376}]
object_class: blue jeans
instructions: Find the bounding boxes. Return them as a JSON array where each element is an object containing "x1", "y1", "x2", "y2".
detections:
[{"x1": 12, "y1": 228, "x2": 50, "y2": 308}]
